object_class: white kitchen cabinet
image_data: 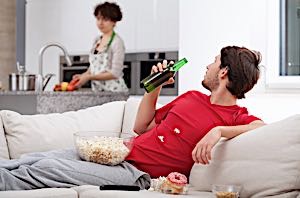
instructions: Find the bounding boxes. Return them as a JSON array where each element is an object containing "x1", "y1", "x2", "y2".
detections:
[
  {"x1": 116, "y1": 0, "x2": 179, "y2": 52},
  {"x1": 111, "y1": 0, "x2": 138, "y2": 52},
  {"x1": 26, "y1": 0, "x2": 178, "y2": 52},
  {"x1": 135, "y1": 0, "x2": 179, "y2": 51}
]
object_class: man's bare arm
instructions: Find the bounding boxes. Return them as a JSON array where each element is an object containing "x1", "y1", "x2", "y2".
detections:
[
  {"x1": 218, "y1": 120, "x2": 266, "y2": 139},
  {"x1": 133, "y1": 60, "x2": 175, "y2": 135},
  {"x1": 133, "y1": 88, "x2": 161, "y2": 135},
  {"x1": 192, "y1": 120, "x2": 266, "y2": 164}
]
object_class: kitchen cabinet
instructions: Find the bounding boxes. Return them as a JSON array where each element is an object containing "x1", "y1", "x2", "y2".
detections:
[
  {"x1": 116, "y1": 0, "x2": 179, "y2": 51},
  {"x1": 26, "y1": 0, "x2": 178, "y2": 53},
  {"x1": 135, "y1": 0, "x2": 179, "y2": 51}
]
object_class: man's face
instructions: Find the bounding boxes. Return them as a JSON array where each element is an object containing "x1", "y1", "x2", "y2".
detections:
[{"x1": 202, "y1": 55, "x2": 222, "y2": 91}]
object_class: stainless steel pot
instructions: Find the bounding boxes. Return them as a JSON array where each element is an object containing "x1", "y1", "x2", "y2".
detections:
[{"x1": 9, "y1": 73, "x2": 36, "y2": 91}]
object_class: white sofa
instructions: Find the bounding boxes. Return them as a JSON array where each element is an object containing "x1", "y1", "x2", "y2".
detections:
[{"x1": 0, "y1": 98, "x2": 299, "y2": 198}]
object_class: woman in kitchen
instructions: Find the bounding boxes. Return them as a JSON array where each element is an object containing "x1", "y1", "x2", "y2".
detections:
[{"x1": 72, "y1": 2, "x2": 128, "y2": 92}]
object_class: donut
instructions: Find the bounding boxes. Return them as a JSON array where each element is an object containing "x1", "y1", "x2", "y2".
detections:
[
  {"x1": 160, "y1": 172, "x2": 188, "y2": 194},
  {"x1": 167, "y1": 172, "x2": 187, "y2": 186}
]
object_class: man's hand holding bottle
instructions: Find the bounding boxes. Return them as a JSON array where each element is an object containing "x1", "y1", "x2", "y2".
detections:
[
  {"x1": 141, "y1": 58, "x2": 187, "y2": 93},
  {"x1": 150, "y1": 60, "x2": 175, "y2": 87}
]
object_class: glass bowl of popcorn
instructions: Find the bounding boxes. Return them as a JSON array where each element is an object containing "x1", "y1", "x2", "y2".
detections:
[
  {"x1": 212, "y1": 184, "x2": 242, "y2": 198},
  {"x1": 74, "y1": 131, "x2": 135, "y2": 165}
]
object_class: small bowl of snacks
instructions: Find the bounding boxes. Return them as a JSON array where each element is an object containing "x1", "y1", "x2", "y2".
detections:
[
  {"x1": 212, "y1": 184, "x2": 242, "y2": 198},
  {"x1": 74, "y1": 131, "x2": 134, "y2": 165}
]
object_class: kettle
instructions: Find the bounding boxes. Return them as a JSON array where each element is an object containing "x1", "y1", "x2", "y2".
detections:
[
  {"x1": 9, "y1": 73, "x2": 55, "y2": 91},
  {"x1": 9, "y1": 73, "x2": 34, "y2": 91}
]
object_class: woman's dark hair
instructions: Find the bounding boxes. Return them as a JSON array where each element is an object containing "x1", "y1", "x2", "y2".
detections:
[
  {"x1": 220, "y1": 46, "x2": 261, "y2": 99},
  {"x1": 94, "y1": 2, "x2": 122, "y2": 22}
]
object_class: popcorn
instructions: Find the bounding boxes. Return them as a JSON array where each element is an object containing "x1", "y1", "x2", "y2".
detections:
[
  {"x1": 150, "y1": 176, "x2": 167, "y2": 192},
  {"x1": 75, "y1": 136, "x2": 130, "y2": 165}
]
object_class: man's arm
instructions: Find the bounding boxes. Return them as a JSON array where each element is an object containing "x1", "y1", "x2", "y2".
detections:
[
  {"x1": 192, "y1": 120, "x2": 265, "y2": 164},
  {"x1": 133, "y1": 88, "x2": 161, "y2": 135},
  {"x1": 133, "y1": 60, "x2": 174, "y2": 135},
  {"x1": 218, "y1": 120, "x2": 265, "y2": 139}
]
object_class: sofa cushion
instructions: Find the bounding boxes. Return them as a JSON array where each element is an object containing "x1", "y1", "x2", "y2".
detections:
[
  {"x1": 0, "y1": 188, "x2": 77, "y2": 198},
  {"x1": 0, "y1": 115, "x2": 9, "y2": 159},
  {"x1": 190, "y1": 114, "x2": 300, "y2": 197},
  {"x1": 1, "y1": 101, "x2": 126, "y2": 159}
]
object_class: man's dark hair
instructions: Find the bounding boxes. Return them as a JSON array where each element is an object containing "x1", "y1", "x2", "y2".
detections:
[
  {"x1": 94, "y1": 2, "x2": 122, "y2": 22},
  {"x1": 220, "y1": 46, "x2": 261, "y2": 99}
]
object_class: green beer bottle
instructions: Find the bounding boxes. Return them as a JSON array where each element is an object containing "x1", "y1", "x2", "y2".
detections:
[{"x1": 140, "y1": 58, "x2": 188, "y2": 93}]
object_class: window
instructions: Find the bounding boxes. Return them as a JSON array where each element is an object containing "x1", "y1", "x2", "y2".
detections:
[
  {"x1": 280, "y1": 0, "x2": 300, "y2": 76},
  {"x1": 266, "y1": 0, "x2": 300, "y2": 88}
]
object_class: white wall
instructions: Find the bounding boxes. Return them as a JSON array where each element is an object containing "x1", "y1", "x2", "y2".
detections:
[{"x1": 179, "y1": 0, "x2": 300, "y2": 123}]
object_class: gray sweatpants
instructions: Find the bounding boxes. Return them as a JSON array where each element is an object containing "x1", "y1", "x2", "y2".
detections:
[{"x1": 0, "y1": 149, "x2": 151, "y2": 191}]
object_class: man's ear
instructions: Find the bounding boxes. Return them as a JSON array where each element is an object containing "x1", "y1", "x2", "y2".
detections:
[{"x1": 219, "y1": 67, "x2": 229, "y2": 79}]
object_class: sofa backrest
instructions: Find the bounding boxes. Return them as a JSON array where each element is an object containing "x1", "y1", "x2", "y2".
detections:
[
  {"x1": 121, "y1": 98, "x2": 140, "y2": 137},
  {"x1": 1, "y1": 101, "x2": 126, "y2": 159},
  {"x1": 121, "y1": 97, "x2": 163, "y2": 137},
  {"x1": 0, "y1": 115, "x2": 9, "y2": 159}
]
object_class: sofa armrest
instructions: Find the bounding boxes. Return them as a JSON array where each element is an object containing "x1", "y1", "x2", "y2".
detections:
[
  {"x1": 189, "y1": 114, "x2": 300, "y2": 197},
  {"x1": 0, "y1": 112, "x2": 9, "y2": 159}
]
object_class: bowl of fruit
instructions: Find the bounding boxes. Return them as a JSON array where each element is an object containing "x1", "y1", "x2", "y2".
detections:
[{"x1": 53, "y1": 79, "x2": 79, "y2": 91}]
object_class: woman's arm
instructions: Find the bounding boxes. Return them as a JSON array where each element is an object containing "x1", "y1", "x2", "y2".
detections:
[
  {"x1": 89, "y1": 71, "x2": 117, "y2": 81},
  {"x1": 72, "y1": 68, "x2": 91, "y2": 87},
  {"x1": 109, "y1": 36, "x2": 125, "y2": 78}
]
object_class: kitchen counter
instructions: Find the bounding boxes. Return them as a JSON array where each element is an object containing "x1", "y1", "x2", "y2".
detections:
[{"x1": 0, "y1": 90, "x2": 129, "y2": 114}]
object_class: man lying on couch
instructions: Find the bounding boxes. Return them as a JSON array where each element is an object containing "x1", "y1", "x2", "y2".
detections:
[{"x1": 0, "y1": 45, "x2": 265, "y2": 191}]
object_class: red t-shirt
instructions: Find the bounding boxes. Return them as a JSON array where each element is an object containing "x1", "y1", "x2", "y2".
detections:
[{"x1": 125, "y1": 91, "x2": 260, "y2": 178}]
